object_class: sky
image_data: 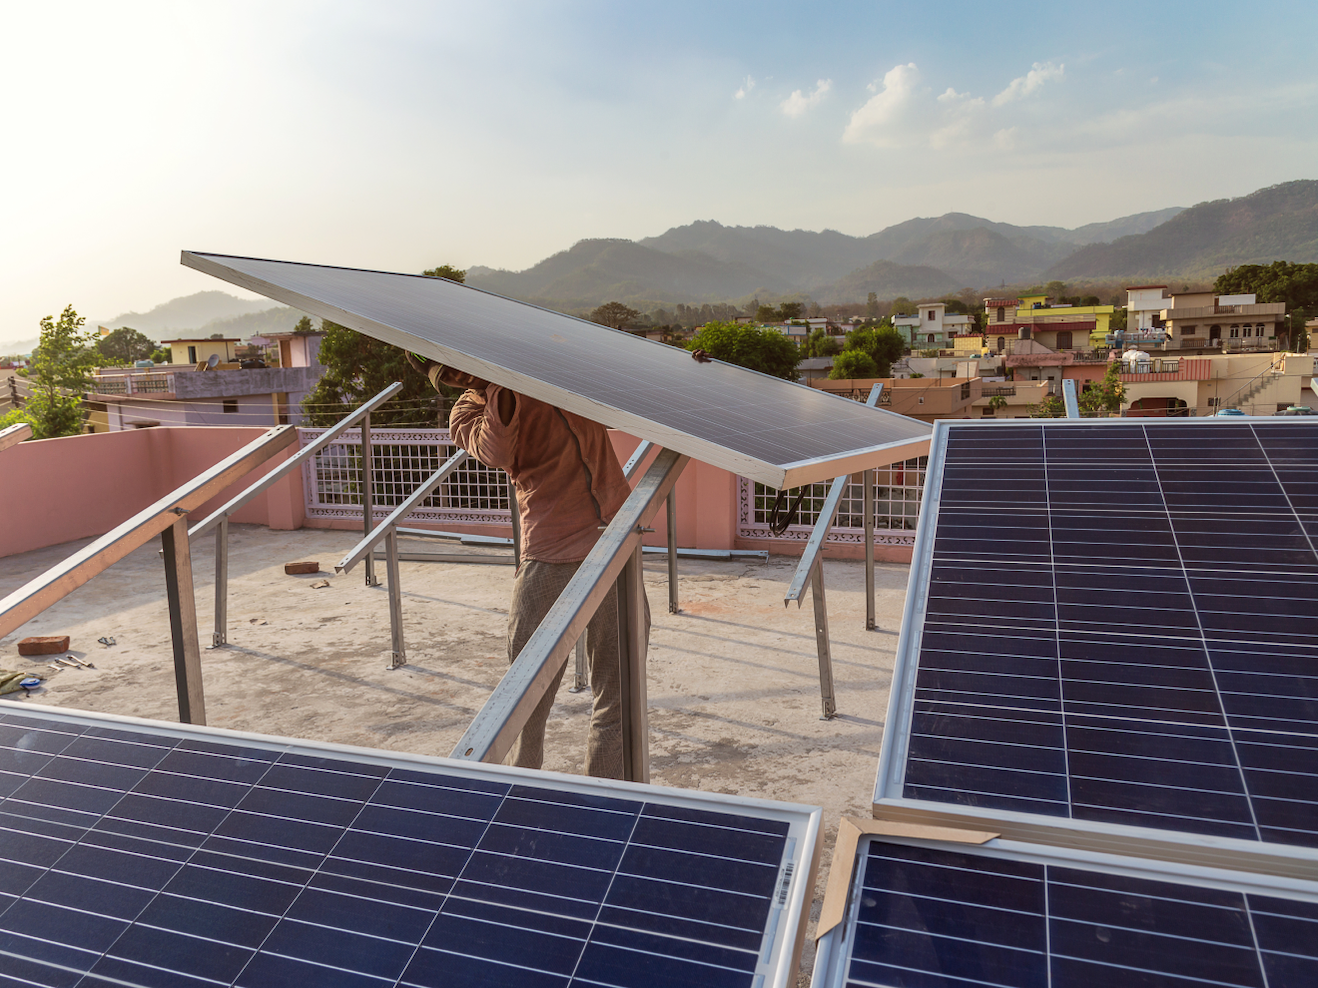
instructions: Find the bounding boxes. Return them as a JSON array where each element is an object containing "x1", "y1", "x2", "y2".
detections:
[{"x1": 2, "y1": 0, "x2": 1316, "y2": 346}]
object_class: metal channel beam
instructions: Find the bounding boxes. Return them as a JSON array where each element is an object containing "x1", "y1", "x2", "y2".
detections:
[
  {"x1": 361, "y1": 412, "x2": 378, "y2": 587},
  {"x1": 1062, "y1": 378, "x2": 1080, "y2": 418},
  {"x1": 666, "y1": 492, "x2": 679, "y2": 613},
  {"x1": 189, "y1": 382, "x2": 403, "y2": 540},
  {"x1": 0, "y1": 426, "x2": 296, "y2": 640},
  {"x1": 0, "y1": 422, "x2": 31, "y2": 452},
  {"x1": 334, "y1": 449, "x2": 470, "y2": 573},
  {"x1": 450, "y1": 448, "x2": 688, "y2": 769},
  {"x1": 161, "y1": 517, "x2": 206, "y2": 724}
]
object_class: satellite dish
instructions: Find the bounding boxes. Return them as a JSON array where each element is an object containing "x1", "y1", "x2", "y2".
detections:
[{"x1": 206, "y1": 353, "x2": 220, "y2": 369}]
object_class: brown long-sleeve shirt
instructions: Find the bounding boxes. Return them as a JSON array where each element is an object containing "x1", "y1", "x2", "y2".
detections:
[{"x1": 448, "y1": 384, "x2": 630, "y2": 564}]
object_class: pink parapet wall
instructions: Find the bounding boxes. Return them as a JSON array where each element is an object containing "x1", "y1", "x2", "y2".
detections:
[{"x1": 0, "y1": 427, "x2": 305, "y2": 559}]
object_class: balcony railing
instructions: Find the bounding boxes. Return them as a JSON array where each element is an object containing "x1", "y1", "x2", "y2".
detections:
[{"x1": 91, "y1": 373, "x2": 175, "y2": 395}]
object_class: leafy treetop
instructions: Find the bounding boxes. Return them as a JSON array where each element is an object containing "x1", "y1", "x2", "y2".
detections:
[
  {"x1": 685, "y1": 321, "x2": 800, "y2": 380},
  {"x1": 590, "y1": 301, "x2": 640, "y2": 330},
  {"x1": 423, "y1": 265, "x2": 467, "y2": 283},
  {"x1": 829, "y1": 350, "x2": 879, "y2": 380},
  {"x1": 27, "y1": 305, "x2": 99, "y2": 438},
  {"x1": 97, "y1": 327, "x2": 157, "y2": 365}
]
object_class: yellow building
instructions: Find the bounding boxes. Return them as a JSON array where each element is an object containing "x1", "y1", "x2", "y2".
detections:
[
  {"x1": 161, "y1": 338, "x2": 240, "y2": 366},
  {"x1": 984, "y1": 294, "x2": 1114, "y2": 352}
]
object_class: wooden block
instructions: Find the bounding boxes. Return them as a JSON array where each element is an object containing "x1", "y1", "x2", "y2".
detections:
[
  {"x1": 284, "y1": 561, "x2": 320, "y2": 575},
  {"x1": 18, "y1": 636, "x2": 70, "y2": 656}
]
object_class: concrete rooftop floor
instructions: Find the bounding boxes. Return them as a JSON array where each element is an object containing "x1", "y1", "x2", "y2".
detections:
[{"x1": 0, "y1": 525, "x2": 911, "y2": 985}]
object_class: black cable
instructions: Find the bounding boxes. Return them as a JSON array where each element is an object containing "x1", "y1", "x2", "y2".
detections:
[{"x1": 768, "y1": 487, "x2": 809, "y2": 536}]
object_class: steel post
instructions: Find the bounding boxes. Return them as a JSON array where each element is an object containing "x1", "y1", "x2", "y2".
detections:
[
  {"x1": 450, "y1": 448, "x2": 688, "y2": 766},
  {"x1": 361, "y1": 411, "x2": 378, "y2": 587},
  {"x1": 811, "y1": 561, "x2": 836, "y2": 720},
  {"x1": 1062, "y1": 378, "x2": 1080, "y2": 419},
  {"x1": 386, "y1": 528, "x2": 406, "y2": 669},
  {"x1": 210, "y1": 518, "x2": 228, "y2": 648},
  {"x1": 615, "y1": 545, "x2": 650, "y2": 783},
  {"x1": 864, "y1": 468, "x2": 875, "y2": 631},
  {"x1": 161, "y1": 516, "x2": 207, "y2": 725},
  {"x1": 507, "y1": 476, "x2": 522, "y2": 570},
  {"x1": 569, "y1": 638, "x2": 588, "y2": 693},
  {"x1": 666, "y1": 492, "x2": 679, "y2": 613}
]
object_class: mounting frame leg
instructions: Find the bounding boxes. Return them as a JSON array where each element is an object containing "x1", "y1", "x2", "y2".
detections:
[
  {"x1": 811, "y1": 561, "x2": 836, "y2": 720},
  {"x1": 864, "y1": 468, "x2": 876, "y2": 631},
  {"x1": 362, "y1": 412, "x2": 379, "y2": 587},
  {"x1": 666, "y1": 492, "x2": 679, "y2": 613},
  {"x1": 161, "y1": 516, "x2": 206, "y2": 725},
  {"x1": 616, "y1": 545, "x2": 650, "y2": 783},
  {"x1": 210, "y1": 517, "x2": 228, "y2": 648},
  {"x1": 569, "y1": 638, "x2": 588, "y2": 693},
  {"x1": 386, "y1": 527, "x2": 406, "y2": 668}
]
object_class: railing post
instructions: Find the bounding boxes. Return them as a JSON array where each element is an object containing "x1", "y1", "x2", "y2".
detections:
[
  {"x1": 666, "y1": 491, "x2": 679, "y2": 614},
  {"x1": 361, "y1": 412, "x2": 378, "y2": 587},
  {"x1": 569, "y1": 637, "x2": 588, "y2": 693},
  {"x1": 811, "y1": 561, "x2": 836, "y2": 720},
  {"x1": 864, "y1": 468, "x2": 876, "y2": 631},
  {"x1": 210, "y1": 517, "x2": 228, "y2": 648},
  {"x1": 385, "y1": 528, "x2": 406, "y2": 669},
  {"x1": 161, "y1": 515, "x2": 206, "y2": 725},
  {"x1": 616, "y1": 544, "x2": 649, "y2": 783}
]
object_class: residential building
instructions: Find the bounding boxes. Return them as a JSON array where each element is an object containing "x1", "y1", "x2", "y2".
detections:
[
  {"x1": 905, "y1": 353, "x2": 1004, "y2": 380},
  {"x1": 797, "y1": 357, "x2": 834, "y2": 382},
  {"x1": 1121, "y1": 350, "x2": 1314, "y2": 417},
  {"x1": 807, "y1": 375, "x2": 981, "y2": 422},
  {"x1": 1125, "y1": 285, "x2": 1170, "y2": 336},
  {"x1": 971, "y1": 380, "x2": 1051, "y2": 419},
  {"x1": 984, "y1": 294, "x2": 1114, "y2": 352},
  {"x1": 1158, "y1": 291, "x2": 1286, "y2": 351},
  {"x1": 259, "y1": 330, "x2": 325, "y2": 368},
  {"x1": 161, "y1": 337, "x2": 242, "y2": 367},
  {"x1": 894, "y1": 302, "x2": 974, "y2": 349}
]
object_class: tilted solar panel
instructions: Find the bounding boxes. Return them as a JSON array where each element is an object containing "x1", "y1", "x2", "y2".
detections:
[
  {"x1": 0, "y1": 705, "x2": 820, "y2": 988},
  {"x1": 813, "y1": 834, "x2": 1318, "y2": 988},
  {"x1": 876, "y1": 420, "x2": 1318, "y2": 849},
  {"x1": 180, "y1": 252, "x2": 932, "y2": 489}
]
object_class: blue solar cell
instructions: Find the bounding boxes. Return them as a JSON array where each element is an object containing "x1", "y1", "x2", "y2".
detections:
[{"x1": 891, "y1": 421, "x2": 1318, "y2": 847}]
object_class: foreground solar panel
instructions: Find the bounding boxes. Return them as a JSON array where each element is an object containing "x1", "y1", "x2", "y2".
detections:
[
  {"x1": 0, "y1": 705, "x2": 820, "y2": 988},
  {"x1": 876, "y1": 420, "x2": 1318, "y2": 849},
  {"x1": 180, "y1": 252, "x2": 931, "y2": 488},
  {"x1": 812, "y1": 832, "x2": 1318, "y2": 988}
]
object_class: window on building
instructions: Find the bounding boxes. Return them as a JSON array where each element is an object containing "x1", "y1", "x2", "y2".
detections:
[
  {"x1": 996, "y1": 307, "x2": 1005, "y2": 323},
  {"x1": 1243, "y1": 326, "x2": 1253, "y2": 338},
  {"x1": 1056, "y1": 331, "x2": 1073, "y2": 350},
  {"x1": 982, "y1": 406, "x2": 995, "y2": 415},
  {"x1": 961, "y1": 382, "x2": 971, "y2": 400},
  {"x1": 223, "y1": 399, "x2": 238, "y2": 414},
  {"x1": 187, "y1": 345, "x2": 197, "y2": 363},
  {"x1": 1230, "y1": 325, "x2": 1240, "y2": 338},
  {"x1": 927, "y1": 310, "x2": 935, "y2": 321},
  {"x1": 997, "y1": 336, "x2": 1006, "y2": 352},
  {"x1": 927, "y1": 334, "x2": 935, "y2": 344}
]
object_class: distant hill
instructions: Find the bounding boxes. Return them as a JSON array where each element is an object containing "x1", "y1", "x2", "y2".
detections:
[
  {"x1": 1045, "y1": 181, "x2": 1318, "y2": 281},
  {"x1": 97, "y1": 291, "x2": 279, "y2": 337},
  {"x1": 818, "y1": 260, "x2": 959, "y2": 303},
  {"x1": 197, "y1": 306, "x2": 308, "y2": 338},
  {"x1": 471, "y1": 207, "x2": 1190, "y2": 310}
]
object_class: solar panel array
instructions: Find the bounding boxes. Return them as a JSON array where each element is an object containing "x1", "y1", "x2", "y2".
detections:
[
  {"x1": 0, "y1": 706, "x2": 815, "y2": 988},
  {"x1": 888, "y1": 421, "x2": 1318, "y2": 846},
  {"x1": 841, "y1": 837, "x2": 1318, "y2": 988},
  {"x1": 181, "y1": 252, "x2": 932, "y2": 489}
]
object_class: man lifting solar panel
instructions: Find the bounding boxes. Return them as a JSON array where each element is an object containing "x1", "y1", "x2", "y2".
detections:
[{"x1": 182, "y1": 252, "x2": 932, "y2": 784}]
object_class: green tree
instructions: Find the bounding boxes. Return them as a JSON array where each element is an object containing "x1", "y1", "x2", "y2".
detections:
[
  {"x1": 423, "y1": 264, "x2": 467, "y2": 282},
  {"x1": 149, "y1": 347, "x2": 171, "y2": 364},
  {"x1": 802, "y1": 328, "x2": 840, "y2": 358},
  {"x1": 97, "y1": 327, "x2": 157, "y2": 365},
  {"x1": 26, "y1": 305, "x2": 99, "y2": 438},
  {"x1": 777, "y1": 301, "x2": 804, "y2": 321},
  {"x1": 1079, "y1": 361, "x2": 1126, "y2": 416},
  {"x1": 1215, "y1": 261, "x2": 1318, "y2": 351},
  {"x1": 865, "y1": 291, "x2": 880, "y2": 319},
  {"x1": 301, "y1": 320, "x2": 447, "y2": 427},
  {"x1": 1030, "y1": 395, "x2": 1068, "y2": 418},
  {"x1": 889, "y1": 296, "x2": 913, "y2": 316},
  {"x1": 755, "y1": 304, "x2": 779, "y2": 323},
  {"x1": 686, "y1": 321, "x2": 800, "y2": 380},
  {"x1": 830, "y1": 350, "x2": 879, "y2": 379},
  {"x1": 844, "y1": 325, "x2": 907, "y2": 377},
  {"x1": 590, "y1": 301, "x2": 640, "y2": 330},
  {"x1": 988, "y1": 395, "x2": 1008, "y2": 413},
  {"x1": 292, "y1": 315, "x2": 315, "y2": 334}
]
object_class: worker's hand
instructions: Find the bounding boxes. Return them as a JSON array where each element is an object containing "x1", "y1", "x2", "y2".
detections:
[
  {"x1": 691, "y1": 348, "x2": 712, "y2": 363},
  {"x1": 404, "y1": 352, "x2": 435, "y2": 376}
]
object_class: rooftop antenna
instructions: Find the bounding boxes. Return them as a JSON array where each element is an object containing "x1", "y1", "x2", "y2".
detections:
[{"x1": 206, "y1": 353, "x2": 220, "y2": 370}]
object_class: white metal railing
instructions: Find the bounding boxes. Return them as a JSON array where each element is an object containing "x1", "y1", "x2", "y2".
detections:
[
  {"x1": 92, "y1": 372, "x2": 175, "y2": 395},
  {"x1": 299, "y1": 427, "x2": 513, "y2": 526}
]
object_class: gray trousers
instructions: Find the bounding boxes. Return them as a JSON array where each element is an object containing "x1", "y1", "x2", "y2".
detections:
[{"x1": 506, "y1": 558, "x2": 649, "y2": 779}]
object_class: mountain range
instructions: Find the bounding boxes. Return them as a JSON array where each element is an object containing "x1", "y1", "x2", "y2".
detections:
[{"x1": 468, "y1": 181, "x2": 1318, "y2": 311}]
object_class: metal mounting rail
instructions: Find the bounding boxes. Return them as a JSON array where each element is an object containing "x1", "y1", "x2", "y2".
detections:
[
  {"x1": 0, "y1": 425, "x2": 297, "y2": 725},
  {"x1": 783, "y1": 383, "x2": 883, "y2": 719},
  {"x1": 190, "y1": 382, "x2": 405, "y2": 649},
  {"x1": 1062, "y1": 378, "x2": 1080, "y2": 418},
  {"x1": 0, "y1": 422, "x2": 31, "y2": 452},
  {"x1": 451, "y1": 448, "x2": 689, "y2": 782},
  {"x1": 335, "y1": 448, "x2": 470, "y2": 668}
]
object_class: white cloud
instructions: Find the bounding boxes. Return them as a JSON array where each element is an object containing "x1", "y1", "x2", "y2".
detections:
[
  {"x1": 734, "y1": 75, "x2": 756, "y2": 100},
  {"x1": 992, "y1": 61, "x2": 1064, "y2": 106},
  {"x1": 937, "y1": 87, "x2": 969, "y2": 103},
  {"x1": 842, "y1": 63, "x2": 920, "y2": 144},
  {"x1": 780, "y1": 78, "x2": 832, "y2": 117}
]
